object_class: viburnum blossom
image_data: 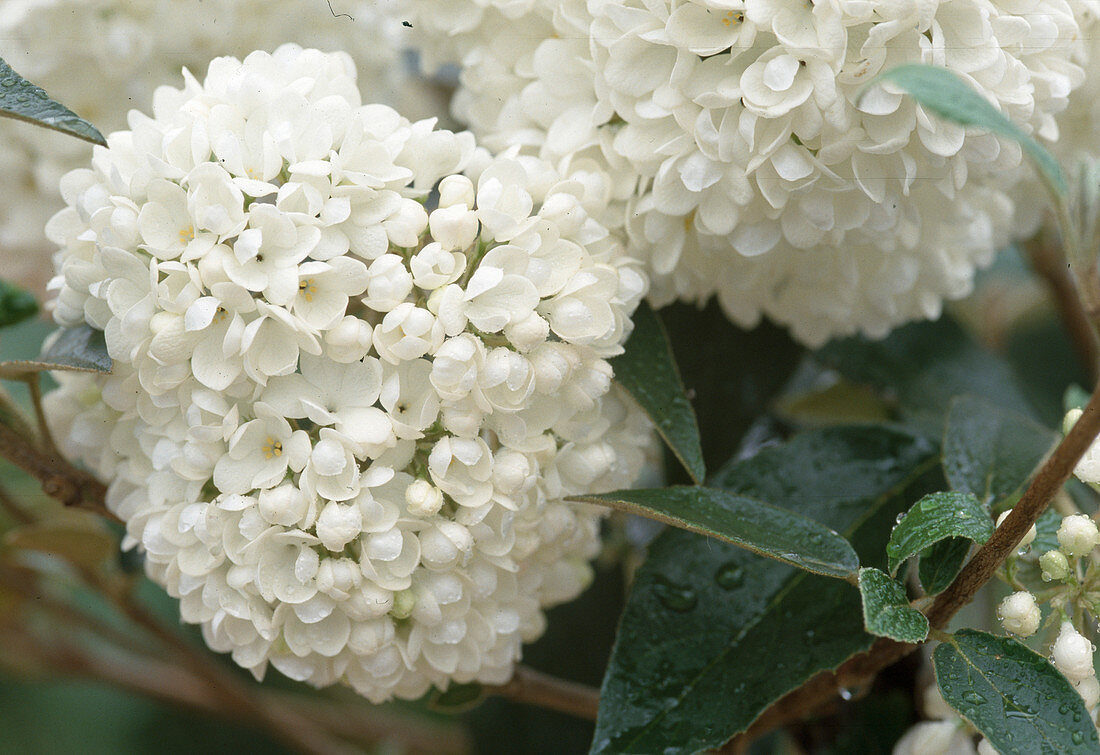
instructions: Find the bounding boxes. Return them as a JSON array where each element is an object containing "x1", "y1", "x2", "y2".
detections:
[
  {"x1": 406, "y1": 0, "x2": 1085, "y2": 345},
  {"x1": 43, "y1": 44, "x2": 650, "y2": 702},
  {"x1": 0, "y1": 0, "x2": 447, "y2": 295}
]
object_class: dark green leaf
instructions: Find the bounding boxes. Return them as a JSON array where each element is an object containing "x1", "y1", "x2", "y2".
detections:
[
  {"x1": 576, "y1": 487, "x2": 859, "y2": 578},
  {"x1": 0, "y1": 280, "x2": 37, "y2": 328},
  {"x1": 0, "y1": 325, "x2": 112, "y2": 378},
  {"x1": 659, "y1": 304, "x2": 803, "y2": 477},
  {"x1": 591, "y1": 426, "x2": 940, "y2": 755},
  {"x1": 817, "y1": 317, "x2": 1036, "y2": 433},
  {"x1": 0, "y1": 57, "x2": 105, "y2": 145},
  {"x1": 918, "y1": 537, "x2": 972, "y2": 596},
  {"x1": 1030, "y1": 508, "x2": 1064, "y2": 557},
  {"x1": 611, "y1": 301, "x2": 705, "y2": 484},
  {"x1": 857, "y1": 567, "x2": 928, "y2": 643},
  {"x1": 942, "y1": 396, "x2": 1056, "y2": 509},
  {"x1": 874, "y1": 64, "x2": 1065, "y2": 195},
  {"x1": 887, "y1": 492, "x2": 993, "y2": 575},
  {"x1": 934, "y1": 629, "x2": 1100, "y2": 754}
]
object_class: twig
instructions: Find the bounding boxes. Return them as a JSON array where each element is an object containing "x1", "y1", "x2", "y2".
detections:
[
  {"x1": 0, "y1": 420, "x2": 116, "y2": 522},
  {"x1": 926, "y1": 386, "x2": 1100, "y2": 627},
  {"x1": 1024, "y1": 235, "x2": 1100, "y2": 383},
  {"x1": 21, "y1": 374, "x2": 58, "y2": 455},
  {"x1": 725, "y1": 384, "x2": 1100, "y2": 750},
  {"x1": 82, "y1": 568, "x2": 361, "y2": 755},
  {"x1": 486, "y1": 665, "x2": 600, "y2": 720}
]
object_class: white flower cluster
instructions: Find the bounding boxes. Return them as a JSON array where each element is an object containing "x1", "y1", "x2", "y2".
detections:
[
  {"x1": 1010, "y1": 0, "x2": 1100, "y2": 238},
  {"x1": 0, "y1": 0, "x2": 446, "y2": 294},
  {"x1": 406, "y1": 0, "x2": 1084, "y2": 345},
  {"x1": 42, "y1": 45, "x2": 649, "y2": 701}
]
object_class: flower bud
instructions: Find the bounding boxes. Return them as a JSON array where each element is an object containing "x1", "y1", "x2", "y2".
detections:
[
  {"x1": 996, "y1": 510, "x2": 1036, "y2": 548},
  {"x1": 1053, "y1": 622, "x2": 1096, "y2": 682},
  {"x1": 405, "y1": 479, "x2": 444, "y2": 517},
  {"x1": 437, "y1": 174, "x2": 475, "y2": 209},
  {"x1": 1058, "y1": 514, "x2": 1099, "y2": 557},
  {"x1": 257, "y1": 483, "x2": 309, "y2": 527},
  {"x1": 316, "y1": 500, "x2": 364, "y2": 552},
  {"x1": 997, "y1": 591, "x2": 1041, "y2": 637},
  {"x1": 504, "y1": 311, "x2": 550, "y2": 352},
  {"x1": 411, "y1": 242, "x2": 466, "y2": 289},
  {"x1": 1040, "y1": 550, "x2": 1071, "y2": 582},
  {"x1": 391, "y1": 588, "x2": 416, "y2": 620},
  {"x1": 429, "y1": 204, "x2": 479, "y2": 251},
  {"x1": 1077, "y1": 675, "x2": 1100, "y2": 710},
  {"x1": 363, "y1": 254, "x2": 414, "y2": 313},
  {"x1": 323, "y1": 316, "x2": 373, "y2": 363}
]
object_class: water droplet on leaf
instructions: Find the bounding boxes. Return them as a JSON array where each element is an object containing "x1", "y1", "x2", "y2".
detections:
[
  {"x1": 714, "y1": 563, "x2": 744, "y2": 590},
  {"x1": 652, "y1": 575, "x2": 697, "y2": 613}
]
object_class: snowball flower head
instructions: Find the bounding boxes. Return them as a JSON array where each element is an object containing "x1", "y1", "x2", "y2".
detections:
[
  {"x1": 43, "y1": 45, "x2": 650, "y2": 702},
  {"x1": 407, "y1": 0, "x2": 1084, "y2": 345},
  {"x1": 996, "y1": 591, "x2": 1041, "y2": 638},
  {"x1": 1057, "y1": 514, "x2": 1099, "y2": 558}
]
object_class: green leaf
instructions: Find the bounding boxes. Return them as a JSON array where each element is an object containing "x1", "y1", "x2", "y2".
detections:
[
  {"x1": 0, "y1": 325, "x2": 112, "y2": 378},
  {"x1": 942, "y1": 396, "x2": 1056, "y2": 510},
  {"x1": 887, "y1": 492, "x2": 993, "y2": 576},
  {"x1": 0, "y1": 57, "x2": 105, "y2": 145},
  {"x1": 873, "y1": 64, "x2": 1065, "y2": 195},
  {"x1": 918, "y1": 537, "x2": 972, "y2": 596},
  {"x1": 0, "y1": 280, "x2": 37, "y2": 329},
  {"x1": 576, "y1": 487, "x2": 859, "y2": 578},
  {"x1": 775, "y1": 379, "x2": 892, "y2": 427},
  {"x1": 591, "y1": 426, "x2": 940, "y2": 755},
  {"x1": 611, "y1": 301, "x2": 705, "y2": 484},
  {"x1": 817, "y1": 317, "x2": 1037, "y2": 432},
  {"x1": 857, "y1": 567, "x2": 928, "y2": 643},
  {"x1": 934, "y1": 629, "x2": 1100, "y2": 754}
]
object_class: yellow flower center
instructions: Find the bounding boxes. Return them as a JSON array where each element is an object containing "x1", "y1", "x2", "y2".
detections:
[
  {"x1": 179, "y1": 225, "x2": 195, "y2": 244},
  {"x1": 721, "y1": 10, "x2": 743, "y2": 26},
  {"x1": 262, "y1": 437, "x2": 283, "y2": 459},
  {"x1": 299, "y1": 279, "x2": 318, "y2": 303}
]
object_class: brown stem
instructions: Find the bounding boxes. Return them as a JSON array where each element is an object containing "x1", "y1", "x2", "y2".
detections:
[
  {"x1": 22, "y1": 374, "x2": 58, "y2": 455},
  {"x1": 725, "y1": 385, "x2": 1100, "y2": 750},
  {"x1": 486, "y1": 665, "x2": 600, "y2": 720},
  {"x1": 0, "y1": 420, "x2": 116, "y2": 522},
  {"x1": 926, "y1": 386, "x2": 1100, "y2": 627},
  {"x1": 1024, "y1": 235, "x2": 1100, "y2": 383}
]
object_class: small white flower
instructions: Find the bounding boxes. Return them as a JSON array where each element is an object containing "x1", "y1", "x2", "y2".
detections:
[
  {"x1": 214, "y1": 404, "x2": 311, "y2": 494},
  {"x1": 996, "y1": 591, "x2": 1041, "y2": 637},
  {"x1": 1058, "y1": 514, "x2": 1099, "y2": 557},
  {"x1": 363, "y1": 254, "x2": 415, "y2": 313},
  {"x1": 405, "y1": 479, "x2": 445, "y2": 517},
  {"x1": 428, "y1": 437, "x2": 495, "y2": 508},
  {"x1": 1053, "y1": 622, "x2": 1097, "y2": 683},
  {"x1": 373, "y1": 303, "x2": 446, "y2": 364}
]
